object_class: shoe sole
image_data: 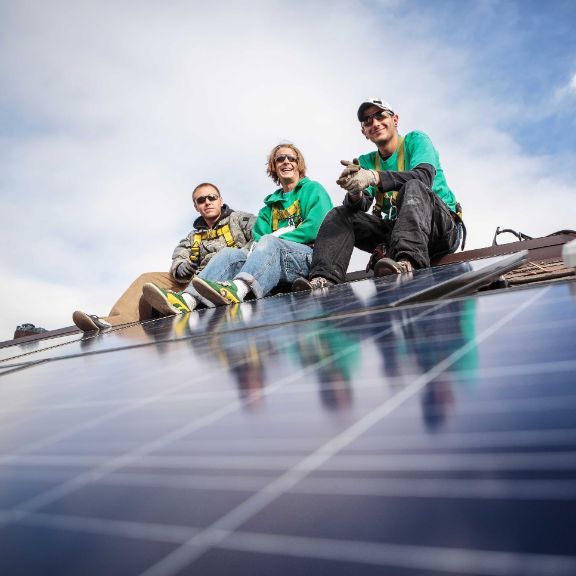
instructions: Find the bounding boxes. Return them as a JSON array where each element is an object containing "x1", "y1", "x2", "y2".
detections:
[
  {"x1": 72, "y1": 311, "x2": 111, "y2": 332},
  {"x1": 374, "y1": 257, "x2": 402, "y2": 277},
  {"x1": 292, "y1": 278, "x2": 312, "y2": 292},
  {"x1": 72, "y1": 311, "x2": 99, "y2": 332},
  {"x1": 192, "y1": 278, "x2": 233, "y2": 306},
  {"x1": 142, "y1": 284, "x2": 180, "y2": 316}
]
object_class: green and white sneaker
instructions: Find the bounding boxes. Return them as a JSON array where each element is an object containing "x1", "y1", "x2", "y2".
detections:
[
  {"x1": 72, "y1": 311, "x2": 112, "y2": 333},
  {"x1": 192, "y1": 278, "x2": 242, "y2": 306},
  {"x1": 142, "y1": 283, "x2": 190, "y2": 316}
]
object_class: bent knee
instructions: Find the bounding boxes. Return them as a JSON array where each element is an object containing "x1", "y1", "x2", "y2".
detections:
[
  {"x1": 255, "y1": 234, "x2": 283, "y2": 251},
  {"x1": 136, "y1": 271, "x2": 172, "y2": 284},
  {"x1": 219, "y1": 247, "x2": 243, "y2": 258},
  {"x1": 331, "y1": 205, "x2": 348, "y2": 217},
  {"x1": 400, "y1": 180, "x2": 435, "y2": 207},
  {"x1": 403, "y1": 180, "x2": 428, "y2": 195}
]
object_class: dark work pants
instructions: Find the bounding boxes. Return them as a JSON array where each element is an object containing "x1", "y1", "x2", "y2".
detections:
[{"x1": 310, "y1": 180, "x2": 459, "y2": 284}]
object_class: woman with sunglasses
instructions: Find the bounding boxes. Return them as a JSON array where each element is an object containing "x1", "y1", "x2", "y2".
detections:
[{"x1": 142, "y1": 143, "x2": 333, "y2": 314}]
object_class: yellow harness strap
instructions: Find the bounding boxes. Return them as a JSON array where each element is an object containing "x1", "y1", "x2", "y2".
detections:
[
  {"x1": 373, "y1": 136, "x2": 405, "y2": 218},
  {"x1": 271, "y1": 200, "x2": 301, "y2": 232},
  {"x1": 191, "y1": 224, "x2": 236, "y2": 262},
  {"x1": 372, "y1": 137, "x2": 466, "y2": 249}
]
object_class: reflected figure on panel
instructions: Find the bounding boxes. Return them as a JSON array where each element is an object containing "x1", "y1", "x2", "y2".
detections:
[
  {"x1": 368, "y1": 270, "x2": 477, "y2": 430},
  {"x1": 196, "y1": 306, "x2": 277, "y2": 410},
  {"x1": 192, "y1": 292, "x2": 363, "y2": 413},
  {"x1": 292, "y1": 323, "x2": 359, "y2": 411},
  {"x1": 420, "y1": 376, "x2": 456, "y2": 431},
  {"x1": 218, "y1": 333, "x2": 269, "y2": 411},
  {"x1": 411, "y1": 298, "x2": 477, "y2": 430},
  {"x1": 287, "y1": 287, "x2": 365, "y2": 410}
]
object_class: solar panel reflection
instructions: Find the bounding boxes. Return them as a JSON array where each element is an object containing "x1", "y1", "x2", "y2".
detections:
[{"x1": 0, "y1": 258, "x2": 575, "y2": 576}]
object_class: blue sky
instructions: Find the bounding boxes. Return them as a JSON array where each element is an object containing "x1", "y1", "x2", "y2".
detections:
[
  {"x1": 0, "y1": 0, "x2": 575, "y2": 340},
  {"x1": 406, "y1": 0, "x2": 576, "y2": 159}
]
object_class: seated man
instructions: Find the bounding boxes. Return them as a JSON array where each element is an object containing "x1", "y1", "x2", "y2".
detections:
[
  {"x1": 72, "y1": 182, "x2": 255, "y2": 331},
  {"x1": 142, "y1": 143, "x2": 333, "y2": 314},
  {"x1": 293, "y1": 98, "x2": 463, "y2": 290}
]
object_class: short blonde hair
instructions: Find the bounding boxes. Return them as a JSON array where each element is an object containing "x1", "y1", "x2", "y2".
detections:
[
  {"x1": 266, "y1": 143, "x2": 307, "y2": 185},
  {"x1": 192, "y1": 182, "x2": 220, "y2": 203}
]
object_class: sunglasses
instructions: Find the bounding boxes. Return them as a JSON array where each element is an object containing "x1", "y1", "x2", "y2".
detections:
[
  {"x1": 275, "y1": 154, "x2": 298, "y2": 164},
  {"x1": 361, "y1": 110, "x2": 390, "y2": 128},
  {"x1": 194, "y1": 194, "x2": 220, "y2": 205}
]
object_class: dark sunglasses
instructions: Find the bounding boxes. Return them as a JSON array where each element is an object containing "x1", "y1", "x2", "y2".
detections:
[
  {"x1": 275, "y1": 154, "x2": 298, "y2": 164},
  {"x1": 194, "y1": 194, "x2": 220, "y2": 205},
  {"x1": 361, "y1": 110, "x2": 390, "y2": 128}
]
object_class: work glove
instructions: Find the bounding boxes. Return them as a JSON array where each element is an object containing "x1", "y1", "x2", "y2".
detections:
[
  {"x1": 176, "y1": 259, "x2": 198, "y2": 279},
  {"x1": 336, "y1": 159, "x2": 379, "y2": 196}
]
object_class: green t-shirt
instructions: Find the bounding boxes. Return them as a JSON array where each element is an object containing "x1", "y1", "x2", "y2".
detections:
[
  {"x1": 253, "y1": 177, "x2": 333, "y2": 244},
  {"x1": 358, "y1": 131, "x2": 457, "y2": 220}
]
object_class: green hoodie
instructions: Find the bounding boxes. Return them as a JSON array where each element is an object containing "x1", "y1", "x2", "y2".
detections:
[{"x1": 253, "y1": 177, "x2": 333, "y2": 245}]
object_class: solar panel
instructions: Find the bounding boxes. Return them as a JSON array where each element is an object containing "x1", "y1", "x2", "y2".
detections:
[
  {"x1": 0, "y1": 251, "x2": 527, "y2": 368},
  {"x1": 1, "y1": 258, "x2": 575, "y2": 576}
]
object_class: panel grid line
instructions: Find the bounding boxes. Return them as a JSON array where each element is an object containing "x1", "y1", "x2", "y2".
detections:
[{"x1": 137, "y1": 287, "x2": 549, "y2": 576}]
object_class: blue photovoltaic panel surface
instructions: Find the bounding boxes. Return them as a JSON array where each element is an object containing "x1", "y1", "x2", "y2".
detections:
[
  {"x1": 0, "y1": 254, "x2": 526, "y2": 370},
  {"x1": 0, "y1": 262, "x2": 575, "y2": 576}
]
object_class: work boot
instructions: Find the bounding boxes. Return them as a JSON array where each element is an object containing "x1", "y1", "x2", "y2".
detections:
[
  {"x1": 374, "y1": 258, "x2": 414, "y2": 277},
  {"x1": 13, "y1": 323, "x2": 49, "y2": 339},
  {"x1": 366, "y1": 243, "x2": 389, "y2": 272},
  {"x1": 292, "y1": 276, "x2": 334, "y2": 292}
]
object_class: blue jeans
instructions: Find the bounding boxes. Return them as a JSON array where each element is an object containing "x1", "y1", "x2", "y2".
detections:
[{"x1": 184, "y1": 235, "x2": 313, "y2": 301}]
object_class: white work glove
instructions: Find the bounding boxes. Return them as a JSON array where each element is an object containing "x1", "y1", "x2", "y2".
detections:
[
  {"x1": 176, "y1": 259, "x2": 197, "y2": 279},
  {"x1": 336, "y1": 158, "x2": 378, "y2": 196}
]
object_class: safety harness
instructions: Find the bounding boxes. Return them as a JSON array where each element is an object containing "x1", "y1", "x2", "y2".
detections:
[
  {"x1": 190, "y1": 224, "x2": 237, "y2": 264},
  {"x1": 271, "y1": 200, "x2": 302, "y2": 232},
  {"x1": 372, "y1": 136, "x2": 404, "y2": 219},
  {"x1": 372, "y1": 137, "x2": 466, "y2": 250}
]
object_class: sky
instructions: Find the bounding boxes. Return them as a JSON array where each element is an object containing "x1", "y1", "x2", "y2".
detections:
[{"x1": 1, "y1": 0, "x2": 575, "y2": 341}]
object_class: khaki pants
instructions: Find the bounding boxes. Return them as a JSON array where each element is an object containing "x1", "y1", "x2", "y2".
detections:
[{"x1": 103, "y1": 272, "x2": 183, "y2": 326}]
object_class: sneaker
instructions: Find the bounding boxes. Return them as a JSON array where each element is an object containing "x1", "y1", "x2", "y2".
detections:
[
  {"x1": 13, "y1": 323, "x2": 48, "y2": 339},
  {"x1": 142, "y1": 283, "x2": 190, "y2": 316},
  {"x1": 374, "y1": 257, "x2": 414, "y2": 277},
  {"x1": 72, "y1": 311, "x2": 112, "y2": 332},
  {"x1": 191, "y1": 278, "x2": 242, "y2": 306},
  {"x1": 292, "y1": 276, "x2": 334, "y2": 292}
]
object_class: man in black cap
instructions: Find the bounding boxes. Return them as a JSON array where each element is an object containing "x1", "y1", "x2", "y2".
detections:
[{"x1": 294, "y1": 98, "x2": 463, "y2": 290}]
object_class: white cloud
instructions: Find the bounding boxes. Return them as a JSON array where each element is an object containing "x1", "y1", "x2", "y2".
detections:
[
  {"x1": 553, "y1": 71, "x2": 576, "y2": 106},
  {"x1": 1, "y1": 0, "x2": 575, "y2": 340}
]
